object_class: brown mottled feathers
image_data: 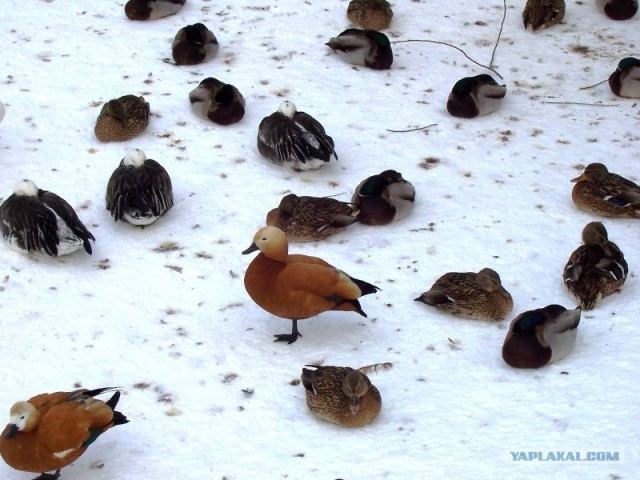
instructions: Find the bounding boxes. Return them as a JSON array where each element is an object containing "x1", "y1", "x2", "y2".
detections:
[
  {"x1": 301, "y1": 365, "x2": 382, "y2": 427},
  {"x1": 266, "y1": 194, "x2": 358, "y2": 242}
]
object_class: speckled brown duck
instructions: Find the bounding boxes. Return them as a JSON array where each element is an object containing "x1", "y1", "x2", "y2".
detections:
[
  {"x1": 347, "y1": 0, "x2": 393, "y2": 30},
  {"x1": 414, "y1": 268, "x2": 513, "y2": 321},
  {"x1": 301, "y1": 363, "x2": 391, "y2": 427},
  {"x1": 563, "y1": 221, "x2": 628, "y2": 310},
  {"x1": 523, "y1": 0, "x2": 565, "y2": 31},
  {"x1": 266, "y1": 193, "x2": 358, "y2": 242},
  {"x1": 94, "y1": 95, "x2": 149, "y2": 142},
  {"x1": 571, "y1": 163, "x2": 640, "y2": 218}
]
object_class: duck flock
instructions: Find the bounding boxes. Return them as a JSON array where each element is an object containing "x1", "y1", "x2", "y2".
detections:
[{"x1": 0, "y1": 0, "x2": 639, "y2": 478}]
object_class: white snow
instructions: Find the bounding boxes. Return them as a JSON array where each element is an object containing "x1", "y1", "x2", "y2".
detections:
[{"x1": 0, "y1": 1, "x2": 638, "y2": 479}]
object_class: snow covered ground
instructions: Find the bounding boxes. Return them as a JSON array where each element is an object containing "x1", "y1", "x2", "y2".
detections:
[{"x1": 0, "y1": 0, "x2": 638, "y2": 479}]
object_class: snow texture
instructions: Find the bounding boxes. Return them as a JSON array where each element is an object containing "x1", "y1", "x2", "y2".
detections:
[{"x1": 0, "y1": 1, "x2": 638, "y2": 479}]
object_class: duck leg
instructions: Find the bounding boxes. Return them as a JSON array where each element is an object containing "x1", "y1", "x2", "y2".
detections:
[
  {"x1": 274, "y1": 319, "x2": 302, "y2": 344},
  {"x1": 33, "y1": 471, "x2": 61, "y2": 480}
]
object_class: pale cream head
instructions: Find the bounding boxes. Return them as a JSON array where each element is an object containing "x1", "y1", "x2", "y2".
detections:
[
  {"x1": 123, "y1": 148, "x2": 147, "y2": 167},
  {"x1": 8, "y1": 401, "x2": 39, "y2": 432},
  {"x1": 278, "y1": 100, "x2": 297, "y2": 118},
  {"x1": 14, "y1": 179, "x2": 39, "y2": 197}
]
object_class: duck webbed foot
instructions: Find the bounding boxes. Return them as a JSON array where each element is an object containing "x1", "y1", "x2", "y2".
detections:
[{"x1": 273, "y1": 320, "x2": 302, "y2": 344}]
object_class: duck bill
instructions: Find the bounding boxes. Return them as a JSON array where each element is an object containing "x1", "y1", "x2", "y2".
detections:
[
  {"x1": 242, "y1": 243, "x2": 259, "y2": 255},
  {"x1": 350, "y1": 396, "x2": 360, "y2": 415},
  {"x1": 4, "y1": 424, "x2": 18, "y2": 439},
  {"x1": 570, "y1": 174, "x2": 585, "y2": 183}
]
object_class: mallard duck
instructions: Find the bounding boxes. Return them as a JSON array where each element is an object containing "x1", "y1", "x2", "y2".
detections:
[
  {"x1": 301, "y1": 363, "x2": 391, "y2": 427},
  {"x1": 563, "y1": 222, "x2": 628, "y2": 310},
  {"x1": 94, "y1": 95, "x2": 150, "y2": 142},
  {"x1": 414, "y1": 268, "x2": 513, "y2": 321},
  {"x1": 0, "y1": 179, "x2": 95, "y2": 256},
  {"x1": 571, "y1": 163, "x2": 640, "y2": 218},
  {"x1": 257, "y1": 101, "x2": 337, "y2": 171},
  {"x1": 502, "y1": 305, "x2": 581, "y2": 369},
  {"x1": 242, "y1": 226, "x2": 379, "y2": 343},
  {"x1": 596, "y1": 0, "x2": 638, "y2": 20},
  {"x1": 189, "y1": 77, "x2": 245, "y2": 126},
  {"x1": 266, "y1": 193, "x2": 358, "y2": 242},
  {"x1": 347, "y1": 0, "x2": 393, "y2": 30},
  {"x1": 0, "y1": 387, "x2": 128, "y2": 480},
  {"x1": 446, "y1": 74, "x2": 506, "y2": 118},
  {"x1": 172, "y1": 23, "x2": 219, "y2": 66},
  {"x1": 105, "y1": 149, "x2": 174, "y2": 226},
  {"x1": 523, "y1": 0, "x2": 565, "y2": 31},
  {"x1": 325, "y1": 29, "x2": 393, "y2": 70},
  {"x1": 125, "y1": 0, "x2": 186, "y2": 20},
  {"x1": 608, "y1": 57, "x2": 640, "y2": 98},
  {"x1": 351, "y1": 170, "x2": 415, "y2": 225}
]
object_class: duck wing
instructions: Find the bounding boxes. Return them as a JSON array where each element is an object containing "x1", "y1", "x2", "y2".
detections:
[{"x1": 0, "y1": 194, "x2": 59, "y2": 255}]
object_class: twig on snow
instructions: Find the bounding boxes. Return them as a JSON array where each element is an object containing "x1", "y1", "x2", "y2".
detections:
[
  {"x1": 386, "y1": 123, "x2": 438, "y2": 133},
  {"x1": 578, "y1": 78, "x2": 609, "y2": 90},
  {"x1": 490, "y1": 0, "x2": 507, "y2": 69},
  {"x1": 392, "y1": 39, "x2": 503, "y2": 80},
  {"x1": 541, "y1": 101, "x2": 619, "y2": 107}
]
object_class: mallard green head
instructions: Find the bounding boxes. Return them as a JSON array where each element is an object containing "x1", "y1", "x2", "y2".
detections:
[
  {"x1": 513, "y1": 304, "x2": 567, "y2": 336},
  {"x1": 513, "y1": 305, "x2": 569, "y2": 335},
  {"x1": 618, "y1": 57, "x2": 640, "y2": 71},
  {"x1": 364, "y1": 30, "x2": 390, "y2": 47},
  {"x1": 359, "y1": 175, "x2": 390, "y2": 197},
  {"x1": 451, "y1": 76, "x2": 477, "y2": 96},
  {"x1": 512, "y1": 310, "x2": 546, "y2": 335}
]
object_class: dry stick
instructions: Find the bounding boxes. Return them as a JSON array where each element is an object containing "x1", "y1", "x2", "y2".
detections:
[
  {"x1": 393, "y1": 39, "x2": 503, "y2": 80},
  {"x1": 579, "y1": 78, "x2": 609, "y2": 90},
  {"x1": 387, "y1": 123, "x2": 438, "y2": 133},
  {"x1": 542, "y1": 101, "x2": 619, "y2": 107},
  {"x1": 489, "y1": 0, "x2": 507, "y2": 69}
]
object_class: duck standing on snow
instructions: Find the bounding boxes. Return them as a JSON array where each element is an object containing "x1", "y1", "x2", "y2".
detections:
[
  {"x1": 301, "y1": 363, "x2": 391, "y2": 427},
  {"x1": 502, "y1": 305, "x2": 581, "y2": 369},
  {"x1": 257, "y1": 101, "x2": 337, "y2": 171},
  {"x1": 446, "y1": 74, "x2": 507, "y2": 118},
  {"x1": 523, "y1": 0, "x2": 565, "y2": 31},
  {"x1": 351, "y1": 170, "x2": 415, "y2": 225},
  {"x1": 266, "y1": 193, "x2": 358, "y2": 242},
  {"x1": 596, "y1": 0, "x2": 638, "y2": 20},
  {"x1": 189, "y1": 77, "x2": 245, "y2": 125},
  {"x1": 242, "y1": 226, "x2": 379, "y2": 343},
  {"x1": 125, "y1": 0, "x2": 186, "y2": 20},
  {"x1": 325, "y1": 29, "x2": 393, "y2": 70},
  {"x1": 94, "y1": 95, "x2": 150, "y2": 142},
  {"x1": 570, "y1": 163, "x2": 640, "y2": 218},
  {"x1": 106, "y1": 149, "x2": 174, "y2": 226},
  {"x1": 172, "y1": 23, "x2": 219, "y2": 65},
  {"x1": 563, "y1": 222, "x2": 627, "y2": 310},
  {"x1": 0, "y1": 179, "x2": 95, "y2": 256},
  {"x1": 414, "y1": 268, "x2": 513, "y2": 321},
  {"x1": 0, "y1": 387, "x2": 128, "y2": 480},
  {"x1": 347, "y1": 0, "x2": 393, "y2": 30},
  {"x1": 609, "y1": 57, "x2": 640, "y2": 98}
]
